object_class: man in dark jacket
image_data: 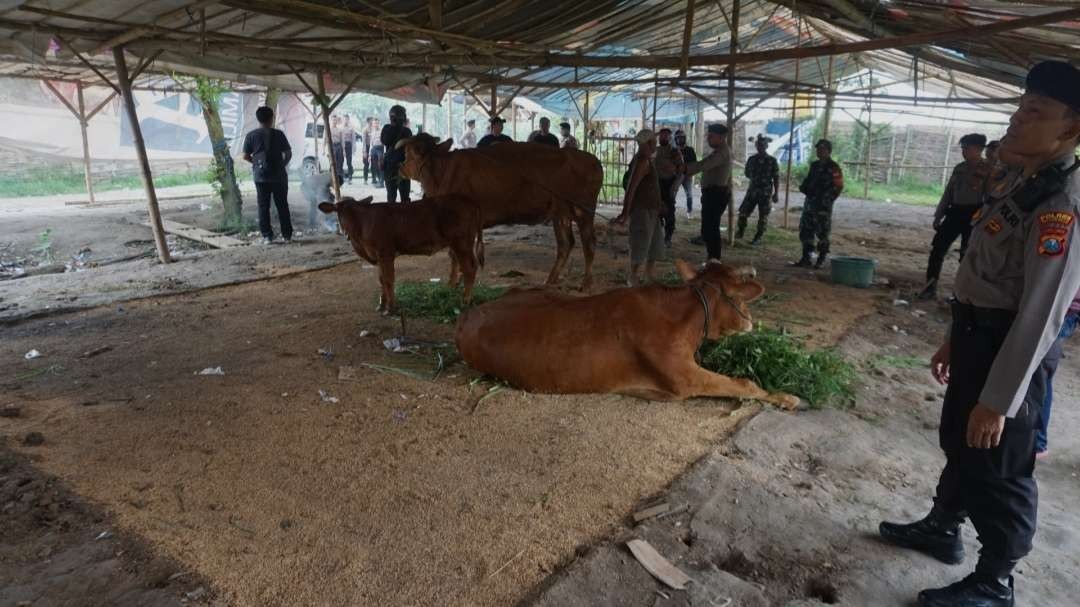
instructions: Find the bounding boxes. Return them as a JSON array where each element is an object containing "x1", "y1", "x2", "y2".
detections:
[
  {"x1": 242, "y1": 106, "x2": 293, "y2": 244},
  {"x1": 674, "y1": 129, "x2": 697, "y2": 217},
  {"x1": 528, "y1": 117, "x2": 560, "y2": 147},
  {"x1": 478, "y1": 116, "x2": 513, "y2": 147},
  {"x1": 792, "y1": 139, "x2": 844, "y2": 268},
  {"x1": 380, "y1": 105, "x2": 413, "y2": 202}
]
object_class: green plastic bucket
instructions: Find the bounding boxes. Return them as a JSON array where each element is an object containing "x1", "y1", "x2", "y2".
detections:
[{"x1": 830, "y1": 256, "x2": 877, "y2": 288}]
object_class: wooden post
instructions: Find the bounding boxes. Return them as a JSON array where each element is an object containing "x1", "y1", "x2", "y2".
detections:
[
  {"x1": 726, "y1": 0, "x2": 740, "y2": 243},
  {"x1": 942, "y1": 127, "x2": 954, "y2": 187},
  {"x1": 265, "y1": 87, "x2": 281, "y2": 114},
  {"x1": 446, "y1": 90, "x2": 453, "y2": 142},
  {"x1": 490, "y1": 86, "x2": 497, "y2": 119},
  {"x1": 113, "y1": 47, "x2": 170, "y2": 264},
  {"x1": 421, "y1": 102, "x2": 427, "y2": 134},
  {"x1": 584, "y1": 90, "x2": 590, "y2": 153},
  {"x1": 316, "y1": 72, "x2": 341, "y2": 199},
  {"x1": 76, "y1": 84, "x2": 95, "y2": 205},
  {"x1": 886, "y1": 131, "x2": 897, "y2": 185},
  {"x1": 695, "y1": 97, "x2": 704, "y2": 151},
  {"x1": 822, "y1": 55, "x2": 835, "y2": 140},
  {"x1": 899, "y1": 127, "x2": 913, "y2": 182},
  {"x1": 512, "y1": 101, "x2": 518, "y2": 139},
  {"x1": 782, "y1": 14, "x2": 801, "y2": 230},
  {"x1": 651, "y1": 70, "x2": 659, "y2": 131},
  {"x1": 864, "y1": 69, "x2": 873, "y2": 200}
]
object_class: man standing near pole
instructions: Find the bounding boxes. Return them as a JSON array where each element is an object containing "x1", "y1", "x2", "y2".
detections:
[
  {"x1": 918, "y1": 133, "x2": 990, "y2": 300},
  {"x1": 879, "y1": 60, "x2": 1080, "y2": 607},
  {"x1": 380, "y1": 105, "x2": 413, "y2": 203},
  {"x1": 242, "y1": 106, "x2": 293, "y2": 244},
  {"x1": 792, "y1": 139, "x2": 844, "y2": 268},
  {"x1": 737, "y1": 134, "x2": 780, "y2": 245},
  {"x1": 682, "y1": 124, "x2": 732, "y2": 260}
]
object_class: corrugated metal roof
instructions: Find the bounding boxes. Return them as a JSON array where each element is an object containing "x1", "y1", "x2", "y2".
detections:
[{"x1": 0, "y1": 1, "x2": 1073, "y2": 106}]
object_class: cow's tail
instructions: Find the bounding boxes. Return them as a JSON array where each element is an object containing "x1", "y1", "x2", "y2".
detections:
[{"x1": 475, "y1": 229, "x2": 486, "y2": 268}]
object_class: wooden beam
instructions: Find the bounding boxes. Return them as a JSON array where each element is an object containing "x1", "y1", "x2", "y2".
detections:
[
  {"x1": 734, "y1": 86, "x2": 787, "y2": 122},
  {"x1": 452, "y1": 76, "x2": 490, "y2": 115},
  {"x1": 429, "y1": 0, "x2": 443, "y2": 30},
  {"x1": 92, "y1": 0, "x2": 219, "y2": 55},
  {"x1": 783, "y1": 15, "x2": 803, "y2": 231},
  {"x1": 680, "y1": 85, "x2": 724, "y2": 113},
  {"x1": 42, "y1": 80, "x2": 81, "y2": 120},
  {"x1": 76, "y1": 83, "x2": 95, "y2": 205},
  {"x1": 54, "y1": 35, "x2": 120, "y2": 95},
  {"x1": 86, "y1": 91, "x2": 118, "y2": 122},
  {"x1": 112, "y1": 45, "x2": 171, "y2": 264},
  {"x1": 680, "y1": 0, "x2": 696, "y2": 78},
  {"x1": 327, "y1": 72, "x2": 364, "y2": 113},
  {"x1": 495, "y1": 85, "x2": 524, "y2": 117}
]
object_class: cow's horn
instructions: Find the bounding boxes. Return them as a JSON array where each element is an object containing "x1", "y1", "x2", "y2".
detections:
[{"x1": 394, "y1": 137, "x2": 413, "y2": 150}]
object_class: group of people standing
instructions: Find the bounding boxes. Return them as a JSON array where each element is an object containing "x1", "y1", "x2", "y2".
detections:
[{"x1": 455, "y1": 115, "x2": 580, "y2": 150}]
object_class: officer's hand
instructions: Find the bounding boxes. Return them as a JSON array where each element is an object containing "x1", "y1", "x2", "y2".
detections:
[
  {"x1": 966, "y1": 403, "x2": 1006, "y2": 449},
  {"x1": 930, "y1": 341, "x2": 951, "y2": 385}
]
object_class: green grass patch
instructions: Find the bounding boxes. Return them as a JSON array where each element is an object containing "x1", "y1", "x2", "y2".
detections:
[
  {"x1": 392, "y1": 281, "x2": 507, "y2": 324},
  {"x1": 871, "y1": 354, "x2": 926, "y2": 370},
  {"x1": 841, "y1": 177, "x2": 942, "y2": 206},
  {"x1": 698, "y1": 325, "x2": 857, "y2": 408},
  {"x1": 0, "y1": 167, "x2": 215, "y2": 198}
]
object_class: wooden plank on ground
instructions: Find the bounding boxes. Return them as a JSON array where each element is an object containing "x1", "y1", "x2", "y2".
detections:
[{"x1": 144, "y1": 219, "x2": 246, "y2": 249}]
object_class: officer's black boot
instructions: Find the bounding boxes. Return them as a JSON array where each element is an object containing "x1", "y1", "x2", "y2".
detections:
[
  {"x1": 879, "y1": 507, "x2": 965, "y2": 565},
  {"x1": 917, "y1": 558, "x2": 1017, "y2": 607},
  {"x1": 736, "y1": 215, "x2": 748, "y2": 240},
  {"x1": 750, "y1": 220, "x2": 766, "y2": 246},
  {"x1": 814, "y1": 245, "x2": 829, "y2": 269},
  {"x1": 791, "y1": 244, "x2": 814, "y2": 267},
  {"x1": 918, "y1": 278, "x2": 939, "y2": 301}
]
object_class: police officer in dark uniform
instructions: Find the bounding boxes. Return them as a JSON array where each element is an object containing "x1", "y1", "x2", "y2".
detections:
[
  {"x1": 478, "y1": 116, "x2": 514, "y2": 147},
  {"x1": 380, "y1": 105, "x2": 413, "y2": 203},
  {"x1": 792, "y1": 139, "x2": 844, "y2": 268},
  {"x1": 879, "y1": 60, "x2": 1080, "y2": 607},
  {"x1": 737, "y1": 134, "x2": 780, "y2": 245},
  {"x1": 918, "y1": 133, "x2": 991, "y2": 300}
]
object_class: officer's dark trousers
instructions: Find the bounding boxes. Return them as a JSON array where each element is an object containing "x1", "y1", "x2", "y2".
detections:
[
  {"x1": 926, "y1": 205, "x2": 978, "y2": 283},
  {"x1": 255, "y1": 181, "x2": 293, "y2": 240},
  {"x1": 700, "y1": 186, "x2": 730, "y2": 260},
  {"x1": 385, "y1": 170, "x2": 411, "y2": 203},
  {"x1": 343, "y1": 141, "x2": 354, "y2": 180},
  {"x1": 659, "y1": 177, "x2": 678, "y2": 243},
  {"x1": 933, "y1": 303, "x2": 1040, "y2": 574}
]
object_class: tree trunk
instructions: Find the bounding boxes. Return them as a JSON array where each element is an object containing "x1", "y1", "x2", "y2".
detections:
[
  {"x1": 201, "y1": 100, "x2": 244, "y2": 227},
  {"x1": 265, "y1": 87, "x2": 281, "y2": 114}
]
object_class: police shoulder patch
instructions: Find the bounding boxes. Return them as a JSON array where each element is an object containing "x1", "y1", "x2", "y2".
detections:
[{"x1": 1037, "y1": 210, "x2": 1075, "y2": 257}]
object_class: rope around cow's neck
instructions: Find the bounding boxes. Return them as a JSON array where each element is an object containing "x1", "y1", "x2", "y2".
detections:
[{"x1": 691, "y1": 279, "x2": 752, "y2": 344}]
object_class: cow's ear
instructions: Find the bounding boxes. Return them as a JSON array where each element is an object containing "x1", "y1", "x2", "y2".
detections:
[
  {"x1": 731, "y1": 279, "x2": 765, "y2": 303},
  {"x1": 317, "y1": 202, "x2": 336, "y2": 214},
  {"x1": 436, "y1": 138, "x2": 453, "y2": 153},
  {"x1": 357, "y1": 196, "x2": 374, "y2": 205},
  {"x1": 674, "y1": 258, "x2": 698, "y2": 282}
]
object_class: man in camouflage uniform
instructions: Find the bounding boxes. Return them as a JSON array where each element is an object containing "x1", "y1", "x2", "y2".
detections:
[
  {"x1": 737, "y1": 134, "x2": 780, "y2": 245},
  {"x1": 879, "y1": 60, "x2": 1080, "y2": 607},
  {"x1": 792, "y1": 139, "x2": 844, "y2": 268},
  {"x1": 918, "y1": 133, "x2": 991, "y2": 300}
]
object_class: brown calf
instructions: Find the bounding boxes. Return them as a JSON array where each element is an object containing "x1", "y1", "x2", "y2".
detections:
[
  {"x1": 318, "y1": 196, "x2": 484, "y2": 315},
  {"x1": 455, "y1": 260, "x2": 799, "y2": 408}
]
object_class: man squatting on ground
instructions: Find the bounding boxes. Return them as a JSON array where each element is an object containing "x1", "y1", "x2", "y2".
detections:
[
  {"x1": 737, "y1": 134, "x2": 780, "y2": 245},
  {"x1": 792, "y1": 139, "x2": 844, "y2": 268},
  {"x1": 919, "y1": 134, "x2": 992, "y2": 300},
  {"x1": 681, "y1": 123, "x2": 733, "y2": 260},
  {"x1": 242, "y1": 106, "x2": 293, "y2": 244},
  {"x1": 879, "y1": 60, "x2": 1080, "y2": 607},
  {"x1": 612, "y1": 129, "x2": 665, "y2": 285}
]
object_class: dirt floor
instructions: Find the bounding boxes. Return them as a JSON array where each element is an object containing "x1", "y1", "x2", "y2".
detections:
[{"x1": 4, "y1": 182, "x2": 1040, "y2": 606}]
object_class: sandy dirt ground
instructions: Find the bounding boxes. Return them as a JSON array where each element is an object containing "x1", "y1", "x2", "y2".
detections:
[{"x1": 2, "y1": 181, "x2": 1039, "y2": 607}]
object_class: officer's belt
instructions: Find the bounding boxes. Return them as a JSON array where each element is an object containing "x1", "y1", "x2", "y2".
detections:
[{"x1": 950, "y1": 300, "x2": 1016, "y2": 330}]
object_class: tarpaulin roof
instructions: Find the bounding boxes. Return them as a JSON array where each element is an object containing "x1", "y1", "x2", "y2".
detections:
[{"x1": 0, "y1": 1, "x2": 1076, "y2": 107}]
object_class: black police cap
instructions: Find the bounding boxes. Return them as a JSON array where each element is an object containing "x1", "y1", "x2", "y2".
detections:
[
  {"x1": 1025, "y1": 61, "x2": 1080, "y2": 112},
  {"x1": 707, "y1": 123, "x2": 729, "y2": 135},
  {"x1": 959, "y1": 133, "x2": 987, "y2": 148}
]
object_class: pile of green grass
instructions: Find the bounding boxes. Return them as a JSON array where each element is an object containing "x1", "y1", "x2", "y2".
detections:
[
  {"x1": 392, "y1": 281, "x2": 507, "y2": 324},
  {"x1": 698, "y1": 325, "x2": 857, "y2": 409}
]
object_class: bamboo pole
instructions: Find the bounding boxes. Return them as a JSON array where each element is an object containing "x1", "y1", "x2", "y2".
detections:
[
  {"x1": 822, "y1": 55, "x2": 835, "y2": 140},
  {"x1": 864, "y1": 69, "x2": 873, "y2": 200},
  {"x1": 726, "y1": 0, "x2": 740, "y2": 244},
  {"x1": 446, "y1": 90, "x2": 453, "y2": 142},
  {"x1": 76, "y1": 84, "x2": 95, "y2": 205},
  {"x1": 783, "y1": 15, "x2": 802, "y2": 230},
  {"x1": 113, "y1": 47, "x2": 170, "y2": 264},
  {"x1": 583, "y1": 90, "x2": 590, "y2": 153},
  {"x1": 315, "y1": 72, "x2": 341, "y2": 200},
  {"x1": 651, "y1": 70, "x2": 659, "y2": 131},
  {"x1": 422, "y1": 102, "x2": 427, "y2": 134}
]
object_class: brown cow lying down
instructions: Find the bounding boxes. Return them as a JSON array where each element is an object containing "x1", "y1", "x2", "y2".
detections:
[
  {"x1": 455, "y1": 260, "x2": 799, "y2": 408},
  {"x1": 319, "y1": 196, "x2": 484, "y2": 315}
]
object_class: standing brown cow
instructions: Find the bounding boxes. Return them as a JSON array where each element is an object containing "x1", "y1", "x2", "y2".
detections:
[
  {"x1": 397, "y1": 134, "x2": 602, "y2": 290},
  {"x1": 455, "y1": 260, "x2": 799, "y2": 408},
  {"x1": 318, "y1": 196, "x2": 484, "y2": 315}
]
